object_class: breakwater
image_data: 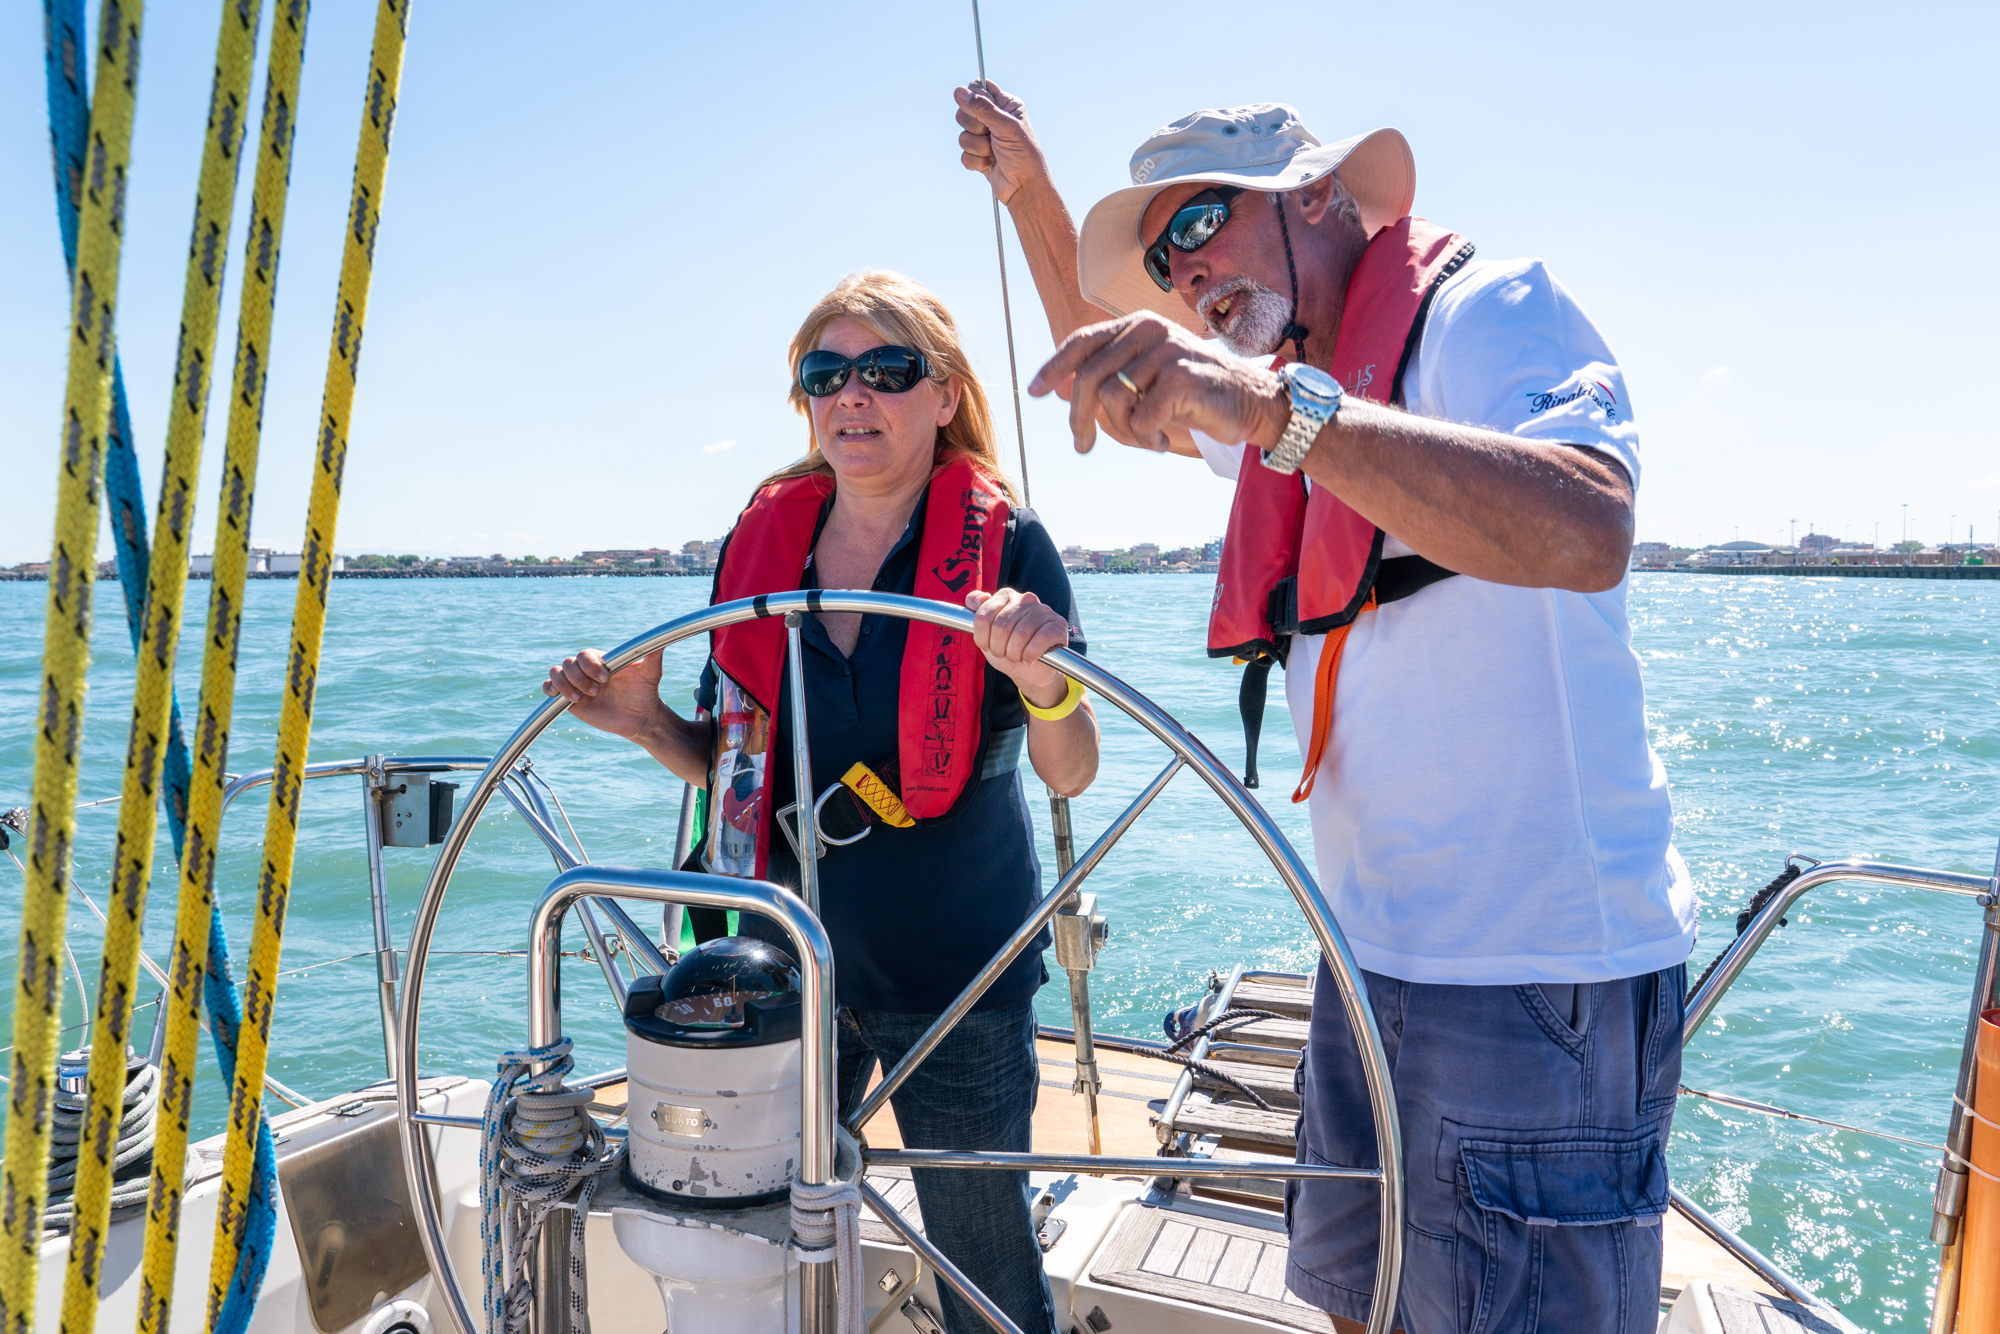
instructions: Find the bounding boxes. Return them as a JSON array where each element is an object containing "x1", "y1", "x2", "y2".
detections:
[{"x1": 1690, "y1": 563, "x2": 1998, "y2": 579}]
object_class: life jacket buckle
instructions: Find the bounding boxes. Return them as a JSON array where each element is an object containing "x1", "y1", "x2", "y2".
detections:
[{"x1": 1266, "y1": 576, "x2": 1300, "y2": 636}]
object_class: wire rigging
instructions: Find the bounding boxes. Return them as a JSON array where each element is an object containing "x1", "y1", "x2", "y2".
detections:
[{"x1": 969, "y1": 0, "x2": 1033, "y2": 506}]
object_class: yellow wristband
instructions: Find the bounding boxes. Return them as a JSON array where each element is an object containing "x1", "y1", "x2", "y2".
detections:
[{"x1": 1021, "y1": 675, "x2": 1086, "y2": 722}]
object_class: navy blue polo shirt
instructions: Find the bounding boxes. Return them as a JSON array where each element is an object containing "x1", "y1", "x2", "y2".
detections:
[{"x1": 697, "y1": 502, "x2": 1084, "y2": 1015}]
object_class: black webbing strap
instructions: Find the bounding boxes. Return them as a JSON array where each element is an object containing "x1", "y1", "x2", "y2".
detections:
[
  {"x1": 1374, "y1": 554, "x2": 1457, "y2": 605},
  {"x1": 1237, "y1": 657, "x2": 1274, "y2": 789}
]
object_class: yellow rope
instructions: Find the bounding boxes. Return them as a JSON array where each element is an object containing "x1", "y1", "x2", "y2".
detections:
[
  {"x1": 133, "y1": 3, "x2": 313, "y2": 1329},
  {"x1": 0, "y1": 6, "x2": 144, "y2": 1330},
  {"x1": 204, "y1": 1, "x2": 409, "y2": 1321},
  {"x1": 54, "y1": 5, "x2": 264, "y2": 1329}
]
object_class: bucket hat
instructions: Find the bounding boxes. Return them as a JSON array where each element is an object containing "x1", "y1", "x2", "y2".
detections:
[{"x1": 1077, "y1": 105, "x2": 1414, "y2": 334}]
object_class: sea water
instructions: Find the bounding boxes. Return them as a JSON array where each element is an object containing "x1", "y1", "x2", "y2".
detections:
[{"x1": 0, "y1": 572, "x2": 1993, "y2": 1325}]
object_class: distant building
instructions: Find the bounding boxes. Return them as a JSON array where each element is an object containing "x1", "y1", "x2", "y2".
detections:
[
  {"x1": 1201, "y1": 537, "x2": 1224, "y2": 561},
  {"x1": 268, "y1": 552, "x2": 345, "y2": 573},
  {"x1": 1707, "y1": 541, "x2": 1776, "y2": 566},
  {"x1": 1800, "y1": 532, "x2": 1837, "y2": 553},
  {"x1": 1129, "y1": 543, "x2": 1160, "y2": 567},
  {"x1": 1629, "y1": 541, "x2": 1679, "y2": 570}
]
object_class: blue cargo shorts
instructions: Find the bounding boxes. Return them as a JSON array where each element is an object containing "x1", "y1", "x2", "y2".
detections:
[{"x1": 1285, "y1": 961, "x2": 1685, "y2": 1333}]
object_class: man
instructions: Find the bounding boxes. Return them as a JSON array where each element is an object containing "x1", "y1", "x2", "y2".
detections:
[{"x1": 956, "y1": 84, "x2": 1697, "y2": 1332}]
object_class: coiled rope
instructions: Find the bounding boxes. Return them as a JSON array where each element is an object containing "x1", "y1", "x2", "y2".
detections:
[
  {"x1": 480, "y1": 1040, "x2": 625, "y2": 1334},
  {"x1": 43, "y1": 1058, "x2": 159, "y2": 1236},
  {"x1": 1, "y1": 4, "x2": 144, "y2": 1327},
  {"x1": 57, "y1": 1, "x2": 266, "y2": 1326},
  {"x1": 204, "y1": 0, "x2": 410, "y2": 1318},
  {"x1": 791, "y1": 1177, "x2": 865, "y2": 1333},
  {"x1": 138, "y1": 4, "x2": 316, "y2": 1331}
]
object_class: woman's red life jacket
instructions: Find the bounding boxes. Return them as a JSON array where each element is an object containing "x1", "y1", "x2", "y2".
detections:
[
  {"x1": 708, "y1": 455, "x2": 1010, "y2": 877},
  {"x1": 1205, "y1": 217, "x2": 1475, "y2": 800}
]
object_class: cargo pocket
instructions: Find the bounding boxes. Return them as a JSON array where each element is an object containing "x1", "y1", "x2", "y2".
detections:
[{"x1": 1451, "y1": 1134, "x2": 1667, "y2": 1334}]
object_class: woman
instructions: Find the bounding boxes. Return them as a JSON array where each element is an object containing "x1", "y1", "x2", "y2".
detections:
[{"x1": 543, "y1": 270, "x2": 1097, "y2": 1334}]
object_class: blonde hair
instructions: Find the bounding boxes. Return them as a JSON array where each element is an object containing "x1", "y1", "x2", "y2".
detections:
[{"x1": 757, "y1": 270, "x2": 1019, "y2": 504}]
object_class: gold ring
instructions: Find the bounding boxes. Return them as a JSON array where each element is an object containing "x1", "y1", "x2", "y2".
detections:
[{"x1": 1115, "y1": 370, "x2": 1141, "y2": 396}]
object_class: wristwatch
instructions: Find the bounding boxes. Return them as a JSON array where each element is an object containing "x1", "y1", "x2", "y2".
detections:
[{"x1": 1261, "y1": 363, "x2": 1343, "y2": 475}]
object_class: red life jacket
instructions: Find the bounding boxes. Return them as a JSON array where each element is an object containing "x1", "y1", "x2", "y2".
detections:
[
  {"x1": 1206, "y1": 217, "x2": 1475, "y2": 800},
  {"x1": 708, "y1": 455, "x2": 1010, "y2": 877}
]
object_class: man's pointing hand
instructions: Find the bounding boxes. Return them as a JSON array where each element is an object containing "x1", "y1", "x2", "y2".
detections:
[{"x1": 1027, "y1": 312, "x2": 1292, "y2": 455}]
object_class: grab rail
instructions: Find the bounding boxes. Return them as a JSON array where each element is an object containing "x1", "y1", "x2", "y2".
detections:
[{"x1": 1680, "y1": 852, "x2": 2000, "y2": 1327}]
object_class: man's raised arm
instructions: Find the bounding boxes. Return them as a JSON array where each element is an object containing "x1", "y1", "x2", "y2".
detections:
[{"x1": 954, "y1": 81, "x2": 1204, "y2": 458}]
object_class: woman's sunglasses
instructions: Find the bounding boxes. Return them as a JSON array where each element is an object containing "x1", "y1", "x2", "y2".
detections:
[
  {"x1": 1143, "y1": 186, "x2": 1246, "y2": 292},
  {"x1": 798, "y1": 345, "x2": 934, "y2": 398}
]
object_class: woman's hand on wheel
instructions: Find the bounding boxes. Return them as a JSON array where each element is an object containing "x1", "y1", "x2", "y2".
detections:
[
  {"x1": 967, "y1": 588, "x2": 1071, "y2": 707},
  {"x1": 543, "y1": 647, "x2": 667, "y2": 739}
]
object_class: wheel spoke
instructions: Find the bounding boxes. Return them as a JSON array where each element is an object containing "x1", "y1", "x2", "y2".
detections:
[{"x1": 846, "y1": 756, "x2": 1182, "y2": 1133}]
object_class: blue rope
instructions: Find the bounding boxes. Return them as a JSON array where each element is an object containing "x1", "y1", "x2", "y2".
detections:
[{"x1": 43, "y1": 4, "x2": 278, "y2": 1325}]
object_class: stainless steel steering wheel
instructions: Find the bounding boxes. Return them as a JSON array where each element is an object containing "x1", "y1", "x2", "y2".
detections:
[{"x1": 395, "y1": 590, "x2": 1405, "y2": 1334}]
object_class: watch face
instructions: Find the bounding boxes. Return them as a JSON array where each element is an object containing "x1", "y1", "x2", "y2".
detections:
[{"x1": 1287, "y1": 363, "x2": 1340, "y2": 406}]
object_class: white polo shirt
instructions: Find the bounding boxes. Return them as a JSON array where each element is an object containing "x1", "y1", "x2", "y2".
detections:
[{"x1": 1197, "y1": 256, "x2": 1697, "y2": 986}]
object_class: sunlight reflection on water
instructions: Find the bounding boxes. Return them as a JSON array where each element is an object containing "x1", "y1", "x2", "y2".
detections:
[{"x1": 1, "y1": 572, "x2": 1992, "y2": 1323}]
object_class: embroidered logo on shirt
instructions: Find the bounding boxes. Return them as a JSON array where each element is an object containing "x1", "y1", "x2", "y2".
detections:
[{"x1": 1526, "y1": 372, "x2": 1620, "y2": 422}]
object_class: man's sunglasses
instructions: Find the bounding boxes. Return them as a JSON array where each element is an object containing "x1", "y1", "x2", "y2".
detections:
[
  {"x1": 1143, "y1": 186, "x2": 1246, "y2": 292},
  {"x1": 798, "y1": 345, "x2": 935, "y2": 398}
]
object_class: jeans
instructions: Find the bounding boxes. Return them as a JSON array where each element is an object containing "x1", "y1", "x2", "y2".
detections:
[
  {"x1": 838, "y1": 1005, "x2": 1057, "y2": 1334},
  {"x1": 1286, "y1": 962, "x2": 1685, "y2": 1333}
]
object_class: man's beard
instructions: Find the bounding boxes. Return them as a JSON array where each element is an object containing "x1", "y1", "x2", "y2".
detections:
[{"x1": 1197, "y1": 276, "x2": 1293, "y2": 358}]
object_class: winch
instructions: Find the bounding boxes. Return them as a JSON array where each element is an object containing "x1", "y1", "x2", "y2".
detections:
[{"x1": 622, "y1": 936, "x2": 803, "y2": 1205}]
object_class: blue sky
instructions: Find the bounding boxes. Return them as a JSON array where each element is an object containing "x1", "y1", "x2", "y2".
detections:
[{"x1": 2, "y1": 0, "x2": 1995, "y2": 565}]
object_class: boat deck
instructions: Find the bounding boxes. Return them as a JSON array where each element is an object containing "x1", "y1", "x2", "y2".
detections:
[
  {"x1": 592, "y1": 970, "x2": 1782, "y2": 1325},
  {"x1": 852, "y1": 972, "x2": 1783, "y2": 1317}
]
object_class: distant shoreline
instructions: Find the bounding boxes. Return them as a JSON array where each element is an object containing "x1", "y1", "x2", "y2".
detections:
[
  {"x1": 0, "y1": 566, "x2": 1212, "y2": 583},
  {"x1": 1671, "y1": 564, "x2": 1999, "y2": 580}
]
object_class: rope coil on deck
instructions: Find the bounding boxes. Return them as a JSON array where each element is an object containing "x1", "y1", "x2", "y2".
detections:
[
  {"x1": 1, "y1": 5, "x2": 144, "y2": 1326},
  {"x1": 480, "y1": 1039, "x2": 625, "y2": 1334},
  {"x1": 204, "y1": 0, "x2": 409, "y2": 1319},
  {"x1": 43, "y1": 1059, "x2": 160, "y2": 1234}
]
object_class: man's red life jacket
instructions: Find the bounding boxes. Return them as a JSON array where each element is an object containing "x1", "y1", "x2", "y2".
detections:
[
  {"x1": 709, "y1": 455, "x2": 1009, "y2": 877},
  {"x1": 1206, "y1": 217, "x2": 1475, "y2": 800}
]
